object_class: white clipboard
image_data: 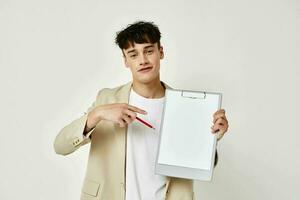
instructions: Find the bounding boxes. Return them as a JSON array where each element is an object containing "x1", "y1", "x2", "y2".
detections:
[{"x1": 155, "y1": 88, "x2": 222, "y2": 181}]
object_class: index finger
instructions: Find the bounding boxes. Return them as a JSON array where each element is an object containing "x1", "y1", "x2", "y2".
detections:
[
  {"x1": 127, "y1": 104, "x2": 147, "y2": 115},
  {"x1": 213, "y1": 109, "x2": 225, "y2": 117},
  {"x1": 213, "y1": 113, "x2": 227, "y2": 123}
]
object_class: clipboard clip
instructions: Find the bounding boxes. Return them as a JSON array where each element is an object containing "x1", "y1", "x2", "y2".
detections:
[{"x1": 181, "y1": 91, "x2": 206, "y2": 99}]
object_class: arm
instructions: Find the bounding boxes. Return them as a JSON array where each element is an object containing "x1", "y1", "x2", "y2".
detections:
[
  {"x1": 53, "y1": 90, "x2": 102, "y2": 156},
  {"x1": 53, "y1": 89, "x2": 148, "y2": 156}
]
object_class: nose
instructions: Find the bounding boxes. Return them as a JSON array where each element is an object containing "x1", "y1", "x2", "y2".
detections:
[{"x1": 139, "y1": 54, "x2": 149, "y2": 66}]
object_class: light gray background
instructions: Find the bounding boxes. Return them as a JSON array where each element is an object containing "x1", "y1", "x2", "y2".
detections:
[{"x1": 1, "y1": 0, "x2": 299, "y2": 199}]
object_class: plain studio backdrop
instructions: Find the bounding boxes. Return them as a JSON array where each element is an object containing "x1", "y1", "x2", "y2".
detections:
[{"x1": 1, "y1": 0, "x2": 299, "y2": 199}]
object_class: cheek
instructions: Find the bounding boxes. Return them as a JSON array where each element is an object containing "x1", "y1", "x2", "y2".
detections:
[
  {"x1": 127, "y1": 60, "x2": 137, "y2": 68},
  {"x1": 150, "y1": 55, "x2": 160, "y2": 65}
]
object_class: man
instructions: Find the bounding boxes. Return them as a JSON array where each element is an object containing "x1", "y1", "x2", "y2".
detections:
[{"x1": 54, "y1": 21, "x2": 229, "y2": 200}]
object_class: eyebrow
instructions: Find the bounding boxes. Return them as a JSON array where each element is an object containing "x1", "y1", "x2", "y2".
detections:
[{"x1": 126, "y1": 44, "x2": 155, "y2": 54}]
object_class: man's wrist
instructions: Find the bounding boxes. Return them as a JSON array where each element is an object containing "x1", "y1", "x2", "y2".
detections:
[{"x1": 85, "y1": 110, "x2": 102, "y2": 134}]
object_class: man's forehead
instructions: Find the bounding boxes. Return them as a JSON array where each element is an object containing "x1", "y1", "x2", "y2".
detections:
[{"x1": 124, "y1": 42, "x2": 157, "y2": 53}]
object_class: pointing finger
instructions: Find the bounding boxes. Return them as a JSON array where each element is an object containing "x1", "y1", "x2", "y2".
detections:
[{"x1": 127, "y1": 104, "x2": 147, "y2": 115}]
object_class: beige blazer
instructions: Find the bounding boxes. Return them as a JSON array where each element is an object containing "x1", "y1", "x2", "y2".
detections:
[{"x1": 54, "y1": 81, "x2": 207, "y2": 200}]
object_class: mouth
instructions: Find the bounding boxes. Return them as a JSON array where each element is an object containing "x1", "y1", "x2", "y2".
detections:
[{"x1": 138, "y1": 66, "x2": 153, "y2": 73}]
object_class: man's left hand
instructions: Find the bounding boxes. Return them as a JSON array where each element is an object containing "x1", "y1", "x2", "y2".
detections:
[{"x1": 211, "y1": 109, "x2": 229, "y2": 141}]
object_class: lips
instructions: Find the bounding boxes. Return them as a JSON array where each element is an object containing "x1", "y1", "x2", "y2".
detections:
[{"x1": 138, "y1": 67, "x2": 153, "y2": 72}]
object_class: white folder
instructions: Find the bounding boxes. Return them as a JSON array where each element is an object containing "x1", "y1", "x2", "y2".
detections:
[{"x1": 155, "y1": 88, "x2": 222, "y2": 181}]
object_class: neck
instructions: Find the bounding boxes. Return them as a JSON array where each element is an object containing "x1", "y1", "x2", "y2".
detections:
[{"x1": 131, "y1": 78, "x2": 165, "y2": 99}]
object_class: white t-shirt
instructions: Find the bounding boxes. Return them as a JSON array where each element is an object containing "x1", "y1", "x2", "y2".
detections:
[{"x1": 125, "y1": 88, "x2": 167, "y2": 200}]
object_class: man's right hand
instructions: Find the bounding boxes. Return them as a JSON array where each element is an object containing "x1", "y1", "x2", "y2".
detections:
[{"x1": 85, "y1": 103, "x2": 147, "y2": 133}]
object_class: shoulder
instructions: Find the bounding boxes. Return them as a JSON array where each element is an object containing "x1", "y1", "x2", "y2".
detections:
[
  {"x1": 94, "y1": 81, "x2": 132, "y2": 103},
  {"x1": 99, "y1": 82, "x2": 131, "y2": 95}
]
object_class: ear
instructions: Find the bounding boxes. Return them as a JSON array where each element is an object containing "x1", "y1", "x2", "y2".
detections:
[
  {"x1": 159, "y1": 46, "x2": 164, "y2": 59},
  {"x1": 122, "y1": 51, "x2": 129, "y2": 68}
]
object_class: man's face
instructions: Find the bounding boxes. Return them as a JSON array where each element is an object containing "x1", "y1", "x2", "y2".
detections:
[{"x1": 123, "y1": 42, "x2": 164, "y2": 84}]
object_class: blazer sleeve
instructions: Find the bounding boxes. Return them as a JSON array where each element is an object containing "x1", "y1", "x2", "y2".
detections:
[
  {"x1": 53, "y1": 89, "x2": 102, "y2": 156},
  {"x1": 213, "y1": 132, "x2": 225, "y2": 167},
  {"x1": 214, "y1": 150, "x2": 218, "y2": 167}
]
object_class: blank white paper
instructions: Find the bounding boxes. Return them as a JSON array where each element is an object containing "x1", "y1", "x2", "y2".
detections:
[{"x1": 157, "y1": 90, "x2": 220, "y2": 170}]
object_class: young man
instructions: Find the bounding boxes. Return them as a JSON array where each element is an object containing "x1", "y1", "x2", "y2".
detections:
[{"x1": 54, "y1": 21, "x2": 229, "y2": 200}]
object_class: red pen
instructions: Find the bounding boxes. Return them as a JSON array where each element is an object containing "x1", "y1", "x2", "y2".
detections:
[{"x1": 136, "y1": 116, "x2": 155, "y2": 130}]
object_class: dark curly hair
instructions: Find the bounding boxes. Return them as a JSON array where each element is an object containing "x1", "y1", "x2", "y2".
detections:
[{"x1": 115, "y1": 21, "x2": 161, "y2": 55}]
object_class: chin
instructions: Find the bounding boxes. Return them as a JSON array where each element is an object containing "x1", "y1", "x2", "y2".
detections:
[
  {"x1": 135, "y1": 76, "x2": 157, "y2": 84},
  {"x1": 133, "y1": 71, "x2": 160, "y2": 83}
]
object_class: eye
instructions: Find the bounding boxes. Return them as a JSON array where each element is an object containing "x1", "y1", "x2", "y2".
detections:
[
  {"x1": 147, "y1": 50, "x2": 153, "y2": 54},
  {"x1": 130, "y1": 54, "x2": 137, "y2": 58}
]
